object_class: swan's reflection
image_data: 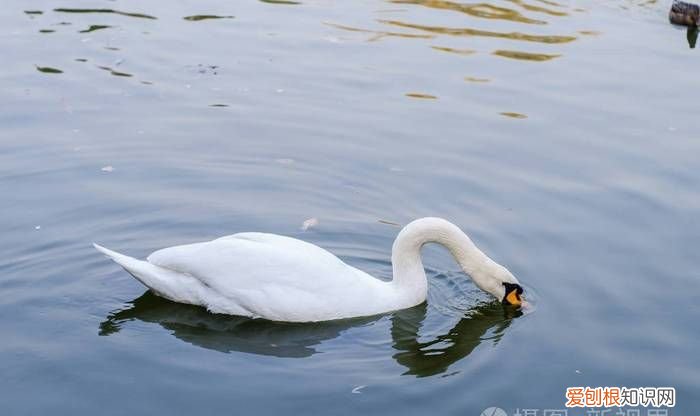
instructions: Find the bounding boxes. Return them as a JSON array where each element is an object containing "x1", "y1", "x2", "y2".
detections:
[
  {"x1": 391, "y1": 302, "x2": 521, "y2": 377},
  {"x1": 687, "y1": 25, "x2": 698, "y2": 49},
  {"x1": 100, "y1": 292, "x2": 521, "y2": 376},
  {"x1": 99, "y1": 292, "x2": 376, "y2": 358}
]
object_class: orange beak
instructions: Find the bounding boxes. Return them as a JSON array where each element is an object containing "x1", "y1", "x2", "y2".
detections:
[{"x1": 505, "y1": 289, "x2": 522, "y2": 307}]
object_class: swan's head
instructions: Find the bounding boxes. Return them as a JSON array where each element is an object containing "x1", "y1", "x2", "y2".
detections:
[
  {"x1": 501, "y1": 282, "x2": 524, "y2": 307},
  {"x1": 471, "y1": 264, "x2": 524, "y2": 307}
]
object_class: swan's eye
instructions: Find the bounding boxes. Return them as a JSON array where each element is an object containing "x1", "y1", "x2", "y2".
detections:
[{"x1": 502, "y1": 282, "x2": 523, "y2": 307}]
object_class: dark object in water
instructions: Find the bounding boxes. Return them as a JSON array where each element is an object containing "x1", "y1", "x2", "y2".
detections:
[
  {"x1": 688, "y1": 26, "x2": 699, "y2": 48},
  {"x1": 670, "y1": 0, "x2": 700, "y2": 26}
]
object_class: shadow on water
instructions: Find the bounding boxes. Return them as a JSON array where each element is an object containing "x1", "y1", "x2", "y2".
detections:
[
  {"x1": 391, "y1": 302, "x2": 521, "y2": 377},
  {"x1": 100, "y1": 292, "x2": 521, "y2": 376}
]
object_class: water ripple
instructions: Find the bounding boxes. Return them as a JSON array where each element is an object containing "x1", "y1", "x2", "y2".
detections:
[
  {"x1": 53, "y1": 8, "x2": 157, "y2": 20},
  {"x1": 390, "y1": 0, "x2": 548, "y2": 25},
  {"x1": 379, "y1": 19, "x2": 577, "y2": 43}
]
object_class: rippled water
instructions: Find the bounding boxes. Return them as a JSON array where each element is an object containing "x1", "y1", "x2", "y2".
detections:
[{"x1": 2, "y1": 0, "x2": 699, "y2": 414}]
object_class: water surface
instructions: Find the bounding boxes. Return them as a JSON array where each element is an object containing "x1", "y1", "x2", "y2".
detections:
[{"x1": 1, "y1": 0, "x2": 699, "y2": 414}]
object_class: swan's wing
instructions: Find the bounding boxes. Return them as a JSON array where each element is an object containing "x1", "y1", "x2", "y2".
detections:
[
  {"x1": 147, "y1": 233, "x2": 350, "y2": 290},
  {"x1": 146, "y1": 233, "x2": 380, "y2": 320}
]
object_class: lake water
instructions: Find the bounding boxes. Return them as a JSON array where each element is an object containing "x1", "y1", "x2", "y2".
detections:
[{"x1": 1, "y1": 0, "x2": 698, "y2": 414}]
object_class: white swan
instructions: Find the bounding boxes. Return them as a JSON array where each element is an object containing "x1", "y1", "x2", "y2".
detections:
[{"x1": 94, "y1": 217, "x2": 524, "y2": 322}]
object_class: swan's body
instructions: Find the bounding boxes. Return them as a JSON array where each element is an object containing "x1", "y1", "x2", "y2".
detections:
[{"x1": 94, "y1": 217, "x2": 521, "y2": 322}]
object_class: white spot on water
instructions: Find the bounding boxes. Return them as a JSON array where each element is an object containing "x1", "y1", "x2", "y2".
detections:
[{"x1": 301, "y1": 218, "x2": 319, "y2": 231}]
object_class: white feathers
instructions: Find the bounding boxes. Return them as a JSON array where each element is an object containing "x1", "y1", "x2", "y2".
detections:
[{"x1": 94, "y1": 218, "x2": 516, "y2": 322}]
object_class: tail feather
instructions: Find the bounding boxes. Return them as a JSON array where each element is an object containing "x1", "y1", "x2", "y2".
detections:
[
  {"x1": 93, "y1": 243, "x2": 139, "y2": 268},
  {"x1": 93, "y1": 243, "x2": 158, "y2": 287},
  {"x1": 93, "y1": 243, "x2": 198, "y2": 304}
]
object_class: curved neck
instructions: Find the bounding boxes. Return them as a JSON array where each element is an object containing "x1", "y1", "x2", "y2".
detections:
[{"x1": 390, "y1": 218, "x2": 504, "y2": 307}]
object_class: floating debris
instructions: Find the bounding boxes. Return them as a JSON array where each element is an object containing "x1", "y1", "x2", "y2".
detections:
[
  {"x1": 301, "y1": 218, "x2": 319, "y2": 231},
  {"x1": 183, "y1": 15, "x2": 235, "y2": 21},
  {"x1": 35, "y1": 65, "x2": 63, "y2": 74},
  {"x1": 500, "y1": 112, "x2": 527, "y2": 119},
  {"x1": 209, "y1": 104, "x2": 229, "y2": 107},
  {"x1": 405, "y1": 92, "x2": 438, "y2": 99},
  {"x1": 25, "y1": 10, "x2": 43, "y2": 15},
  {"x1": 75, "y1": 58, "x2": 88, "y2": 62},
  {"x1": 39, "y1": 29, "x2": 55, "y2": 33},
  {"x1": 101, "y1": 165, "x2": 114, "y2": 172}
]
